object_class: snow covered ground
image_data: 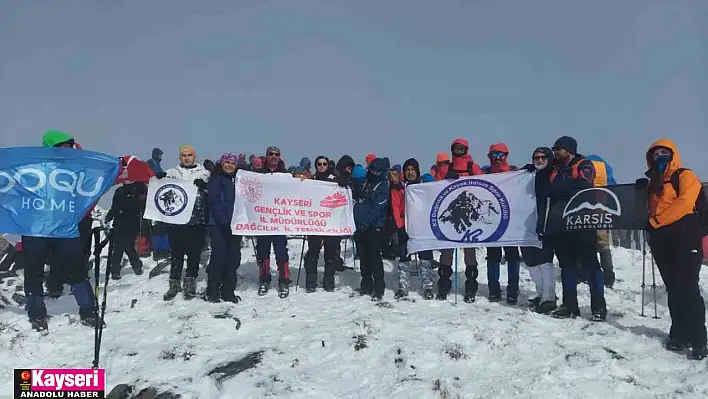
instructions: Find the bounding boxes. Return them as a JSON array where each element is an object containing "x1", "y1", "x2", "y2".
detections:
[{"x1": 1, "y1": 237, "x2": 707, "y2": 399}]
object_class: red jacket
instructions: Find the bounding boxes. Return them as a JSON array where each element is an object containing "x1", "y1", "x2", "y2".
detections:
[{"x1": 390, "y1": 184, "x2": 405, "y2": 229}]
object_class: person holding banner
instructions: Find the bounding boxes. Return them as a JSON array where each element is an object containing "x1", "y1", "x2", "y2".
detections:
[
  {"x1": 16, "y1": 130, "x2": 119, "y2": 331},
  {"x1": 520, "y1": 147, "x2": 558, "y2": 313},
  {"x1": 644, "y1": 139, "x2": 707, "y2": 360},
  {"x1": 481, "y1": 143, "x2": 522, "y2": 304},
  {"x1": 547, "y1": 136, "x2": 607, "y2": 321},
  {"x1": 205, "y1": 153, "x2": 243, "y2": 303},
  {"x1": 161, "y1": 145, "x2": 210, "y2": 301},
  {"x1": 438, "y1": 138, "x2": 483, "y2": 302},
  {"x1": 255, "y1": 146, "x2": 292, "y2": 298},
  {"x1": 393, "y1": 158, "x2": 435, "y2": 300},
  {"x1": 105, "y1": 181, "x2": 147, "y2": 279},
  {"x1": 353, "y1": 157, "x2": 391, "y2": 300},
  {"x1": 303, "y1": 156, "x2": 340, "y2": 292}
]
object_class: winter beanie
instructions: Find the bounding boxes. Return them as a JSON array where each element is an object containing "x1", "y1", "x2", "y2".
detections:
[
  {"x1": 266, "y1": 146, "x2": 280, "y2": 155},
  {"x1": 365, "y1": 153, "x2": 376, "y2": 165},
  {"x1": 42, "y1": 130, "x2": 74, "y2": 147},
  {"x1": 219, "y1": 152, "x2": 238, "y2": 164},
  {"x1": 553, "y1": 136, "x2": 577, "y2": 154},
  {"x1": 392, "y1": 164, "x2": 402, "y2": 173}
]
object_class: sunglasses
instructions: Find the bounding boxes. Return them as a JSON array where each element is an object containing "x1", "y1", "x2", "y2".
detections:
[
  {"x1": 316, "y1": 162, "x2": 328, "y2": 167},
  {"x1": 268, "y1": 152, "x2": 280, "y2": 157},
  {"x1": 533, "y1": 155, "x2": 547, "y2": 161},
  {"x1": 490, "y1": 151, "x2": 506, "y2": 159}
]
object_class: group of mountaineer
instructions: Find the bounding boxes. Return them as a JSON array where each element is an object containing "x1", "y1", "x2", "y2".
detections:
[{"x1": 4, "y1": 130, "x2": 707, "y2": 361}]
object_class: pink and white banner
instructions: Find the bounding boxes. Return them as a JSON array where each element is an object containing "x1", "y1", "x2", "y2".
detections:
[{"x1": 231, "y1": 170, "x2": 355, "y2": 236}]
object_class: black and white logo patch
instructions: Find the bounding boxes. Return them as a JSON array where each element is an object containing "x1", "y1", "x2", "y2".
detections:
[{"x1": 562, "y1": 187, "x2": 621, "y2": 230}]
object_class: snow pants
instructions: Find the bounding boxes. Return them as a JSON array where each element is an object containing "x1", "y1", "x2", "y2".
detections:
[
  {"x1": 439, "y1": 247, "x2": 478, "y2": 296},
  {"x1": 395, "y1": 228, "x2": 434, "y2": 293},
  {"x1": 110, "y1": 226, "x2": 141, "y2": 276},
  {"x1": 304, "y1": 236, "x2": 339, "y2": 289},
  {"x1": 46, "y1": 215, "x2": 92, "y2": 292},
  {"x1": 355, "y1": 228, "x2": 385, "y2": 296},
  {"x1": 207, "y1": 226, "x2": 242, "y2": 290},
  {"x1": 521, "y1": 239, "x2": 556, "y2": 303},
  {"x1": 22, "y1": 236, "x2": 95, "y2": 319},
  {"x1": 256, "y1": 235, "x2": 290, "y2": 284},
  {"x1": 486, "y1": 246, "x2": 521, "y2": 298},
  {"x1": 551, "y1": 231, "x2": 604, "y2": 312},
  {"x1": 167, "y1": 224, "x2": 206, "y2": 280},
  {"x1": 649, "y1": 214, "x2": 707, "y2": 347}
]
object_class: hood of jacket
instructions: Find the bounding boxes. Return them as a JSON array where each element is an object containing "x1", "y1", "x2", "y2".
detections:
[
  {"x1": 368, "y1": 157, "x2": 391, "y2": 181},
  {"x1": 487, "y1": 142, "x2": 511, "y2": 173},
  {"x1": 314, "y1": 156, "x2": 334, "y2": 180},
  {"x1": 402, "y1": 158, "x2": 421, "y2": 183},
  {"x1": 152, "y1": 147, "x2": 163, "y2": 160},
  {"x1": 42, "y1": 130, "x2": 74, "y2": 147},
  {"x1": 299, "y1": 157, "x2": 311, "y2": 170},
  {"x1": 645, "y1": 138, "x2": 682, "y2": 176}
]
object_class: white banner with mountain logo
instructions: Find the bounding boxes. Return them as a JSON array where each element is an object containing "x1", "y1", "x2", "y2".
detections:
[
  {"x1": 231, "y1": 170, "x2": 356, "y2": 236},
  {"x1": 405, "y1": 171, "x2": 542, "y2": 254},
  {"x1": 143, "y1": 178, "x2": 198, "y2": 225}
]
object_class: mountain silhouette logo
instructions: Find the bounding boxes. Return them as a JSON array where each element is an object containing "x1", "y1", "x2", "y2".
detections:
[
  {"x1": 320, "y1": 190, "x2": 349, "y2": 208},
  {"x1": 562, "y1": 187, "x2": 621, "y2": 218}
]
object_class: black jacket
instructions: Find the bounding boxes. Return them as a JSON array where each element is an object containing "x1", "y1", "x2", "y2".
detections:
[{"x1": 107, "y1": 183, "x2": 148, "y2": 233}]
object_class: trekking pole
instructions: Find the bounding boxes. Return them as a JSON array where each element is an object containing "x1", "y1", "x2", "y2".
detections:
[
  {"x1": 91, "y1": 227, "x2": 113, "y2": 369},
  {"x1": 352, "y1": 236, "x2": 359, "y2": 272},
  {"x1": 295, "y1": 236, "x2": 306, "y2": 291},
  {"x1": 343, "y1": 237, "x2": 348, "y2": 268},
  {"x1": 650, "y1": 248, "x2": 660, "y2": 319},
  {"x1": 250, "y1": 237, "x2": 258, "y2": 261},
  {"x1": 454, "y1": 248, "x2": 459, "y2": 305},
  {"x1": 640, "y1": 230, "x2": 646, "y2": 317}
]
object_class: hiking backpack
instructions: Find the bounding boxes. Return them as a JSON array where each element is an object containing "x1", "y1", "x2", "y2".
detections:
[{"x1": 669, "y1": 168, "x2": 708, "y2": 237}]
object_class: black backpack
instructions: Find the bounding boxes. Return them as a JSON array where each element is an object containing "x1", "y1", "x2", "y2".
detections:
[{"x1": 670, "y1": 168, "x2": 708, "y2": 237}]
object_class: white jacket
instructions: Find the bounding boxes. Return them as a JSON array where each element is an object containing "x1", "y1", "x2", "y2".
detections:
[{"x1": 166, "y1": 163, "x2": 210, "y2": 181}]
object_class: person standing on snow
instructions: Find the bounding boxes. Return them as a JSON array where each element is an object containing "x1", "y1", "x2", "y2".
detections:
[
  {"x1": 205, "y1": 153, "x2": 242, "y2": 303},
  {"x1": 393, "y1": 158, "x2": 435, "y2": 300},
  {"x1": 353, "y1": 157, "x2": 390, "y2": 300},
  {"x1": 147, "y1": 148, "x2": 164, "y2": 174},
  {"x1": 22, "y1": 130, "x2": 102, "y2": 331},
  {"x1": 437, "y1": 138, "x2": 483, "y2": 302},
  {"x1": 546, "y1": 136, "x2": 607, "y2": 321},
  {"x1": 105, "y1": 180, "x2": 147, "y2": 279},
  {"x1": 294, "y1": 157, "x2": 313, "y2": 179},
  {"x1": 520, "y1": 147, "x2": 557, "y2": 313},
  {"x1": 584, "y1": 154, "x2": 617, "y2": 288},
  {"x1": 159, "y1": 145, "x2": 210, "y2": 301},
  {"x1": 481, "y1": 143, "x2": 522, "y2": 304},
  {"x1": 642, "y1": 139, "x2": 707, "y2": 360},
  {"x1": 303, "y1": 156, "x2": 340, "y2": 292},
  {"x1": 255, "y1": 146, "x2": 293, "y2": 298}
]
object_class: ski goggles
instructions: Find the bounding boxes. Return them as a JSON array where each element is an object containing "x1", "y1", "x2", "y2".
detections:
[{"x1": 490, "y1": 151, "x2": 506, "y2": 159}]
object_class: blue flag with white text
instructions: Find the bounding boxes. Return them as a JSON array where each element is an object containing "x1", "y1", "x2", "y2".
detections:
[{"x1": 0, "y1": 147, "x2": 120, "y2": 238}]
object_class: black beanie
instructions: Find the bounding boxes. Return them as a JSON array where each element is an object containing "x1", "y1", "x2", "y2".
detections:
[{"x1": 553, "y1": 136, "x2": 578, "y2": 154}]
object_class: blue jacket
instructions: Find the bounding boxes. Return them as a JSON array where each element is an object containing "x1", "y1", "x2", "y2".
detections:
[
  {"x1": 353, "y1": 157, "x2": 390, "y2": 229},
  {"x1": 207, "y1": 167, "x2": 236, "y2": 227},
  {"x1": 584, "y1": 154, "x2": 616, "y2": 185}
]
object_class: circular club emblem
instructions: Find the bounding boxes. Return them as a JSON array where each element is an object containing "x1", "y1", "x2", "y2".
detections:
[
  {"x1": 154, "y1": 184, "x2": 189, "y2": 216},
  {"x1": 430, "y1": 178, "x2": 510, "y2": 243},
  {"x1": 239, "y1": 176, "x2": 263, "y2": 202}
]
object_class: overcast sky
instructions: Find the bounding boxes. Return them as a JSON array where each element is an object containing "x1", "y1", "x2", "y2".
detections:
[{"x1": 1, "y1": 0, "x2": 706, "y2": 184}]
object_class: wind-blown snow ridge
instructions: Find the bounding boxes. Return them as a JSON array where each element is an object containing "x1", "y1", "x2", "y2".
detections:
[{"x1": 1, "y1": 241, "x2": 707, "y2": 398}]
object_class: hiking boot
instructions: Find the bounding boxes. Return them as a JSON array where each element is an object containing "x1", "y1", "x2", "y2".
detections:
[
  {"x1": 488, "y1": 294, "x2": 501, "y2": 302},
  {"x1": 506, "y1": 295, "x2": 518, "y2": 305},
  {"x1": 394, "y1": 290, "x2": 408, "y2": 299},
  {"x1": 163, "y1": 279, "x2": 181, "y2": 301},
  {"x1": 278, "y1": 280, "x2": 290, "y2": 299},
  {"x1": 306, "y1": 285, "x2": 316, "y2": 293},
  {"x1": 79, "y1": 308, "x2": 105, "y2": 328},
  {"x1": 111, "y1": 273, "x2": 121, "y2": 280},
  {"x1": 527, "y1": 296, "x2": 541, "y2": 307},
  {"x1": 423, "y1": 289, "x2": 434, "y2": 300},
  {"x1": 534, "y1": 300, "x2": 557, "y2": 314},
  {"x1": 551, "y1": 304, "x2": 580, "y2": 319},
  {"x1": 183, "y1": 277, "x2": 197, "y2": 300},
  {"x1": 30, "y1": 316, "x2": 48, "y2": 332},
  {"x1": 204, "y1": 282, "x2": 221, "y2": 303},
  {"x1": 463, "y1": 293, "x2": 476, "y2": 303},
  {"x1": 591, "y1": 308, "x2": 608, "y2": 322},
  {"x1": 221, "y1": 290, "x2": 241, "y2": 304},
  {"x1": 132, "y1": 263, "x2": 144, "y2": 276},
  {"x1": 665, "y1": 337, "x2": 688, "y2": 351},
  {"x1": 691, "y1": 345, "x2": 707, "y2": 360}
]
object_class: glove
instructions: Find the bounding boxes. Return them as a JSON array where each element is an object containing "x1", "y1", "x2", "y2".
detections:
[
  {"x1": 155, "y1": 172, "x2": 167, "y2": 179},
  {"x1": 194, "y1": 179, "x2": 207, "y2": 189},
  {"x1": 635, "y1": 178, "x2": 649, "y2": 190}
]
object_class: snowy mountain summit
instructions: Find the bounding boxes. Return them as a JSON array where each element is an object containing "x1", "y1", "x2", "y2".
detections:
[{"x1": 0, "y1": 240, "x2": 706, "y2": 398}]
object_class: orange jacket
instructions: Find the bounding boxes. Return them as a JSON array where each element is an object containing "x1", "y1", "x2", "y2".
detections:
[{"x1": 646, "y1": 138, "x2": 702, "y2": 229}]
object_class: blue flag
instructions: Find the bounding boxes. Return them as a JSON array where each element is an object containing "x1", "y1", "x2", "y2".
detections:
[{"x1": 0, "y1": 147, "x2": 120, "y2": 238}]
